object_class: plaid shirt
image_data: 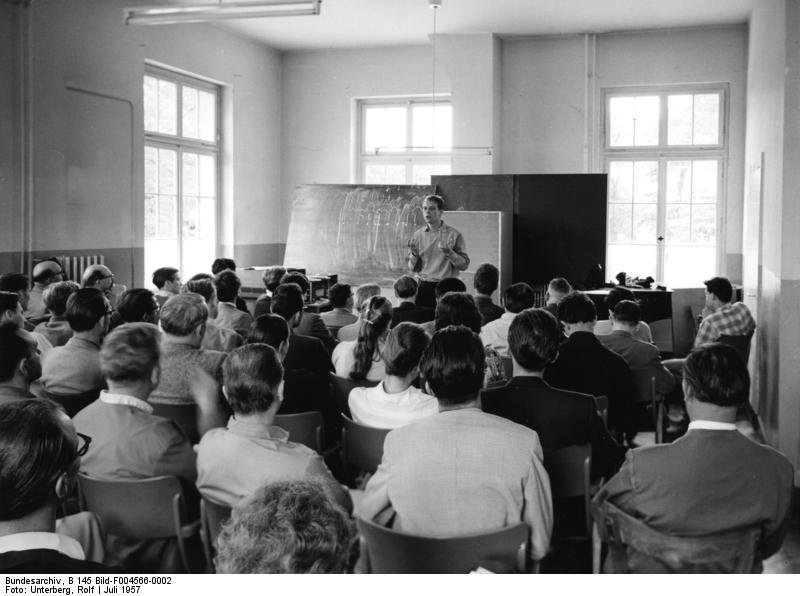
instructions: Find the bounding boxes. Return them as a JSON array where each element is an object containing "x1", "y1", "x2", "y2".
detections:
[{"x1": 695, "y1": 301, "x2": 756, "y2": 347}]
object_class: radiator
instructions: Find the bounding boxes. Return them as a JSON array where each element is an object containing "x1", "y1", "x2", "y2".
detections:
[{"x1": 58, "y1": 254, "x2": 106, "y2": 283}]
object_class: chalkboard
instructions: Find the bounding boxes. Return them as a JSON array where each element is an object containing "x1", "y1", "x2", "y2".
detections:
[{"x1": 283, "y1": 184, "x2": 435, "y2": 286}]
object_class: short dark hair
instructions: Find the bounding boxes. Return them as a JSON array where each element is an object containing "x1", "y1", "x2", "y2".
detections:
[
  {"x1": 423, "y1": 194, "x2": 444, "y2": 210},
  {"x1": 557, "y1": 291, "x2": 596, "y2": 324},
  {"x1": 382, "y1": 322, "x2": 430, "y2": 377},
  {"x1": 211, "y1": 258, "x2": 237, "y2": 275},
  {"x1": 354, "y1": 284, "x2": 381, "y2": 311},
  {"x1": 328, "y1": 283, "x2": 351, "y2": 309},
  {"x1": 184, "y1": 279, "x2": 215, "y2": 303},
  {"x1": 503, "y1": 283, "x2": 536, "y2": 314},
  {"x1": 270, "y1": 283, "x2": 304, "y2": 322},
  {"x1": 262, "y1": 267, "x2": 286, "y2": 293},
  {"x1": 152, "y1": 267, "x2": 179, "y2": 289},
  {"x1": 473, "y1": 263, "x2": 499, "y2": 295},
  {"x1": 42, "y1": 281, "x2": 80, "y2": 317},
  {"x1": 612, "y1": 300, "x2": 641, "y2": 325},
  {"x1": 247, "y1": 314, "x2": 289, "y2": 351},
  {"x1": 434, "y1": 292, "x2": 481, "y2": 333},
  {"x1": 0, "y1": 273, "x2": 29, "y2": 294},
  {"x1": 116, "y1": 289, "x2": 158, "y2": 323},
  {"x1": 683, "y1": 343, "x2": 749, "y2": 408},
  {"x1": 0, "y1": 324, "x2": 33, "y2": 383},
  {"x1": 435, "y1": 277, "x2": 466, "y2": 300},
  {"x1": 66, "y1": 288, "x2": 108, "y2": 332},
  {"x1": 214, "y1": 270, "x2": 242, "y2": 303},
  {"x1": 704, "y1": 276, "x2": 733, "y2": 303},
  {"x1": 508, "y1": 309, "x2": 560, "y2": 372},
  {"x1": 420, "y1": 325, "x2": 485, "y2": 405},
  {"x1": 548, "y1": 277, "x2": 572, "y2": 296},
  {"x1": 0, "y1": 292, "x2": 19, "y2": 316},
  {"x1": 0, "y1": 399, "x2": 76, "y2": 521},
  {"x1": 393, "y1": 275, "x2": 418, "y2": 299},
  {"x1": 605, "y1": 286, "x2": 636, "y2": 313},
  {"x1": 223, "y1": 344, "x2": 283, "y2": 415},
  {"x1": 215, "y1": 479, "x2": 354, "y2": 574},
  {"x1": 280, "y1": 272, "x2": 310, "y2": 295},
  {"x1": 100, "y1": 323, "x2": 160, "y2": 384},
  {"x1": 189, "y1": 272, "x2": 213, "y2": 282}
]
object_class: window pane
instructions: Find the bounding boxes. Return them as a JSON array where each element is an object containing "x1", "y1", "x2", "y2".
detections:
[
  {"x1": 144, "y1": 76, "x2": 158, "y2": 132},
  {"x1": 666, "y1": 161, "x2": 691, "y2": 204},
  {"x1": 157, "y1": 80, "x2": 177, "y2": 135},
  {"x1": 666, "y1": 204, "x2": 691, "y2": 244},
  {"x1": 364, "y1": 106, "x2": 406, "y2": 152},
  {"x1": 182, "y1": 86, "x2": 198, "y2": 139},
  {"x1": 632, "y1": 204, "x2": 657, "y2": 244},
  {"x1": 607, "y1": 244, "x2": 657, "y2": 279},
  {"x1": 609, "y1": 96, "x2": 659, "y2": 146},
  {"x1": 692, "y1": 204, "x2": 716, "y2": 245},
  {"x1": 412, "y1": 104, "x2": 452, "y2": 150},
  {"x1": 199, "y1": 155, "x2": 216, "y2": 197},
  {"x1": 608, "y1": 97, "x2": 633, "y2": 146},
  {"x1": 693, "y1": 94, "x2": 719, "y2": 145},
  {"x1": 608, "y1": 204, "x2": 633, "y2": 243},
  {"x1": 199, "y1": 197, "x2": 215, "y2": 238},
  {"x1": 664, "y1": 245, "x2": 715, "y2": 287},
  {"x1": 159, "y1": 195, "x2": 177, "y2": 238},
  {"x1": 633, "y1": 161, "x2": 658, "y2": 203},
  {"x1": 412, "y1": 164, "x2": 434, "y2": 185},
  {"x1": 198, "y1": 90, "x2": 216, "y2": 142},
  {"x1": 183, "y1": 196, "x2": 198, "y2": 237},
  {"x1": 633, "y1": 96, "x2": 659, "y2": 146},
  {"x1": 692, "y1": 160, "x2": 718, "y2": 203},
  {"x1": 144, "y1": 195, "x2": 158, "y2": 238},
  {"x1": 433, "y1": 163, "x2": 451, "y2": 176},
  {"x1": 667, "y1": 94, "x2": 693, "y2": 145},
  {"x1": 183, "y1": 152, "x2": 198, "y2": 197},
  {"x1": 144, "y1": 146, "x2": 158, "y2": 194},
  {"x1": 364, "y1": 164, "x2": 387, "y2": 184},
  {"x1": 608, "y1": 161, "x2": 633, "y2": 203},
  {"x1": 384, "y1": 164, "x2": 407, "y2": 184},
  {"x1": 158, "y1": 149, "x2": 177, "y2": 195}
]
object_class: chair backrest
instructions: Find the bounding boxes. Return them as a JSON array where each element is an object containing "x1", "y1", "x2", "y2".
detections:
[
  {"x1": 341, "y1": 413, "x2": 390, "y2": 475},
  {"x1": 329, "y1": 373, "x2": 379, "y2": 417},
  {"x1": 499, "y1": 356, "x2": 513, "y2": 380},
  {"x1": 357, "y1": 518, "x2": 529, "y2": 573},
  {"x1": 274, "y1": 411, "x2": 323, "y2": 452},
  {"x1": 543, "y1": 444, "x2": 592, "y2": 539},
  {"x1": 718, "y1": 331, "x2": 754, "y2": 363},
  {"x1": 630, "y1": 369, "x2": 656, "y2": 404},
  {"x1": 200, "y1": 497, "x2": 232, "y2": 571},
  {"x1": 594, "y1": 395, "x2": 609, "y2": 426},
  {"x1": 40, "y1": 388, "x2": 99, "y2": 418},
  {"x1": 592, "y1": 500, "x2": 762, "y2": 573},
  {"x1": 150, "y1": 402, "x2": 199, "y2": 443}
]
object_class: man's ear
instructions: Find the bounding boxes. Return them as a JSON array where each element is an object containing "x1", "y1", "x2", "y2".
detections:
[
  {"x1": 292, "y1": 311, "x2": 303, "y2": 327},
  {"x1": 424, "y1": 381, "x2": 435, "y2": 397},
  {"x1": 54, "y1": 472, "x2": 71, "y2": 501},
  {"x1": 150, "y1": 365, "x2": 161, "y2": 388}
]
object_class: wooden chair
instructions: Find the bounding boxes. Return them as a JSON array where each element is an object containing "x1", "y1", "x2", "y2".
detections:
[
  {"x1": 341, "y1": 413, "x2": 390, "y2": 477},
  {"x1": 76, "y1": 474, "x2": 200, "y2": 573},
  {"x1": 543, "y1": 444, "x2": 593, "y2": 542},
  {"x1": 329, "y1": 373, "x2": 379, "y2": 418},
  {"x1": 499, "y1": 356, "x2": 513, "y2": 380},
  {"x1": 629, "y1": 371, "x2": 665, "y2": 443},
  {"x1": 150, "y1": 402, "x2": 200, "y2": 443},
  {"x1": 357, "y1": 518, "x2": 529, "y2": 573},
  {"x1": 718, "y1": 332, "x2": 760, "y2": 433},
  {"x1": 40, "y1": 388, "x2": 99, "y2": 418},
  {"x1": 274, "y1": 411, "x2": 323, "y2": 452},
  {"x1": 592, "y1": 500, "x2": 762, "y2": 573},
  {"x1": 200, "y1": 497, "x2": 232, "y2": 572}
]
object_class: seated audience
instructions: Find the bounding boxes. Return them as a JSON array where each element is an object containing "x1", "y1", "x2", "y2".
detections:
[
  {"x1": 0, "y1": 273, "x2": 31, "y2": 322},
  {"x1": 320, "y1": 283, "x2": 358, "y2": 334},
  {"x1": 419, "y1": 277, "x2": 467, "y2": 335},
  {"x1": 332, "y1": 296, "x2": 391, "y2": 381},
  {"x1": 0, "y1": 399, "x2": 112, "y2": 573},
  {"x1": 481, "y1": 309, "x2": 623, "y2": 480},
  {"x1": 0, "y1": 324, "x2": 42, "y2": 404},
  {"x1": 349, "y1": 322, "x2": 437, "y2": 429},
  {"x1": 110, "y1": 288, "x2": 159, "y2": 331},
  {"x1": 593, "y1": 343, "x2": 794, "y2": 573},
  {"x1": 211, "y1": 257, "x2": 250, "y2": 314},
  {"x1": 695, "y1": 276, "x2": 755, "y2": 347},
  {"x1": 81, "y1": 265, "x2": 121, "y2": 306},
  {"x1": 473, "y1": 263, "x2": 504, "y2": 325},
  {"x1": 598, "y1": 300, "x2": 674, "y2": 396},
  {"x1": 360, "y1": 326, "x2": 552, "y2": 561},
  {"x1": 480, "y1": 282, "x2": 536, "y2": 357},
  {"x1": 594, "y1": 286, "x2": 653, "y2": 342},
  {"x1": 390, "y1": 275, "x2": 434, "y2": 327},
  {"x1": 213, "y1": 270, "x2": 252, "y2": 337},
  {"x1": 185, "y1": 278, "x2": 242, "y2": 353},
  {"x1": 24, "y1": 258, "x2": 65, "y2": 321},
  {"x1": 253, "y1": 266, "x2": 286, "y2": 319},
  {"x1": 149, "y1": 293, "x2": 226, "y2": 409},
  {"x1": 33, "y1": 281, "x2": 79, "y2": 347},
  {"x1": 40, "y1": 288, "x2": 109, "y2": 395},
  {"x1": 544, "y1": 277, "x2": 572, "y2": 317},
  {"x1": 337, "y1": 283, "x2": 381, "y2": 341},
  {"x1": 0, "y1": 291, "x2": 52, "y2": 354},
  {"x1": 196, "y1": 344, "x2": 351, "y2": 512},
  {"x1": 271, "y1": 283, "x2": 332, "y2": 378},
  {"x1": 215, "y1": 479, "x2": 355, "y2": 574},
  {"x1": 74, "y1": 323, "x2": 201, "y2": 573},
  {"x1": 152, "y1": 267, "x2": 182, "y2": 309},
  {"x1": 280, "y1": 271, "x2": 335, "y2": 352},
  {"x1": 543, "y1": 291, "x2": 635, "y2": 443}
]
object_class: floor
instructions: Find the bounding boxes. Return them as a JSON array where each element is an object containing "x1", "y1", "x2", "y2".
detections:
[{"x1": 763, "y1": 521, "x2": 800, "y2": 574}]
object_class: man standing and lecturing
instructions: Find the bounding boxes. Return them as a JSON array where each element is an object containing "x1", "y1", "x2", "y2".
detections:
[{"x1": 407, "y1": 195, "x2": 470, "y2": 309}]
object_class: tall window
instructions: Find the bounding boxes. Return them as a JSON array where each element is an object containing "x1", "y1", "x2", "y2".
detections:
[
  {"x1": 603, "y1": 86, "x2": 727, "y2": 288},
  {"x1": 143, "y1": 66, "x2": 219, "y2": 283},
  {"x1": 357, "y1": 98, "x2": 452, "y2": 185}
]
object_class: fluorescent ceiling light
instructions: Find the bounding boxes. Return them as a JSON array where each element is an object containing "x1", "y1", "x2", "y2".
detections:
[{"x1": 124, "y1": 0, "x2": 321, "y2": 25}]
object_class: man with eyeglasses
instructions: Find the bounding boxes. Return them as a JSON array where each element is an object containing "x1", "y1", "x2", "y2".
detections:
[
  {"x1": 82, "y1": 264, "x2": 125, "y2": 308},
  {"x1": 0, "y1": 398, "x2": 113, "y2": 572},
  {"x1": 25, "y1": 258, "x2": 65, "y2": 321}
]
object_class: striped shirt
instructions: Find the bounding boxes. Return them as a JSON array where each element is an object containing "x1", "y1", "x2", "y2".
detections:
[{"x1": 695, "y1": 302, "x2": 756, "y2": 347}]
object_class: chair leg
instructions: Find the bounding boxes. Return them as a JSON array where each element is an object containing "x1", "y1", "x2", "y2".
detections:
[{"x1": 592, "y1": 523, "x2": 601, "y2": 574}]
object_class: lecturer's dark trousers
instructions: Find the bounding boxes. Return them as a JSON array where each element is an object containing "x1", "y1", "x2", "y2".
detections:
[{"x1": 416, "y1": 280, "x2": 438, "y2": 310}]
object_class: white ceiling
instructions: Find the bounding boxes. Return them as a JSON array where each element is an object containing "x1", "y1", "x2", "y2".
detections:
[{"x1": 204, "y1": 0, "x2": 755, "y2": 51}]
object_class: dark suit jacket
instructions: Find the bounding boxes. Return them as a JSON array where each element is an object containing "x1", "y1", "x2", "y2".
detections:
[
  {"x1": 598, "y1": 330, "x2": 675, "y2": 395},
  {"x1": 280, "y1": 368, "x2": 337, "y2": 447},
  {"x1": 391, "y1": 301, "x2": 435, "y2": 327},
  {"x1": 475, "y1": 295, "x2": 504, "y2": 326},
  {"x1": 481, "y1": 376, "x2": 624, "y2": 480},
  {"x1": 0, "y1": 549, "x2": 116, "y2": 573},
  {"x1": 594, "y1": 428, "x2": 795, "y2": 572},
  {"x1": 543, "y1": 331, "x2": 634, "y2": 436},
  {"x1": 253, "y1": 294, "x2": 271, "y2": 319},
  {"x1": 284, "y1": 333, "x2": 334, "y2": 378},
  {"x1": 297, "y1": 311, "x2": 336, "y2": 353}
]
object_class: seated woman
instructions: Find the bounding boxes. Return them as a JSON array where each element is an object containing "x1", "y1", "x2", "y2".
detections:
[
  {"x1": 331, "y1": 296, "x2": 391, "y2": 382},
  {"x1": 348, "y1": 322, "x2": 437, "y2": 429}
]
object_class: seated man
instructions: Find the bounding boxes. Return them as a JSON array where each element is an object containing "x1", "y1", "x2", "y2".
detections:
[
  {"x1": 253, "y1": 266, "x2": 286, "y2": 319},
  {"x1": 34, "y1": 281, "x2": 79, "y2": 347},
  {"x1": 211, "y1": 257, "x2": 250, "y2": 314},
  {"x1": 215, "y1": 479, "x2": 355, "y2": 574},
  {"x1": 280, "y1": 271, "x2": 335, "y2": 352},
  {"x1": 25, "y1": 258, "x2": 65, "y2": 321},
  {"x1": 0, "y1": 399, "x2": 112, "y2": 573},
  {"x1": 0, "y1": 291, "x2": 52, "y2": 355},
  {"x1": 337, "y1": 283, "x2": 381, "y2": 341},
  {"x1": 695, "y1": 276, "x2": 755, "y2": 347},
  {"x1": 390, "y1": 275, "x2": 434, "y2": 327},
  {"x1": 111, "y1": 288, "x2": 159, "y2": 332},
  {"x1": 360, "y1": 326, "x2": 552, "y2": 562},
  {"x1": 593, "y1": 343, "x2": 794, "y2": 573},
  {"x1": 598, "y1": 300, "x2": 674, "y2": 396},
  {"x1": 544, "y1": 277, "x2": 572, "y2": 317},
  {"x1": 196, "y1": 344, "x2": 352, "y2": 513},
  {"x1": 543, "y1": 291, "x2": 635, "y2": 443},
  {"x1": 0, "y1": 324, "x2": 42, "y2": 404},
  {"x1": 74, "y1": 323, "x2": 203, "y2": 572},
  {"x1": 0, "y1": 273, "x2": 32, "y2": 325},
  {"x1": 419, "y1": 277, "x2": 467, "y2": 335},
  {"x1": 184, "y1": 279, "x2": 242, "y2": 353},
  {"x1": 480, "y1": 282, "x2": 536, "y2": 357},
  {"x1": 473, "y1": 263, "x2": 504, "y2": 325},
  {"x1": 482, "y1": 309, "x2": 623, "y2": 481},
  {"x1": 40, "y1": 288, "x2": 109, "y2": 395},
  {"x1": 81, "y1": 264, "x2": 123, "y2": 307},
  {"x1": 213, "y1": 270, "x2": 252, "y2": 337},
  {"x1": 320, "y1": 283, "x2": 358, "y2": 334},
  {"x1": 594, "y1": 286, "x2": 653, "y2": 342},
  {"x1": 152, "y1": 267, "x2": 182, "y2": 309}
]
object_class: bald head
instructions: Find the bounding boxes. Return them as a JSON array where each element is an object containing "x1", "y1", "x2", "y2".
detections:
[
  {"x1": 32, "y1": 260, "x2": 64, "y2": 286},
  {"x1": 82, "y1": 265, "x2": 114, "y2": 293}
]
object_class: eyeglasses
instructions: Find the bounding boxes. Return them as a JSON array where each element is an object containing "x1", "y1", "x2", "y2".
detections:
[{"x1": 75, "y1": 432, "x2": 92, "y2": 457}]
